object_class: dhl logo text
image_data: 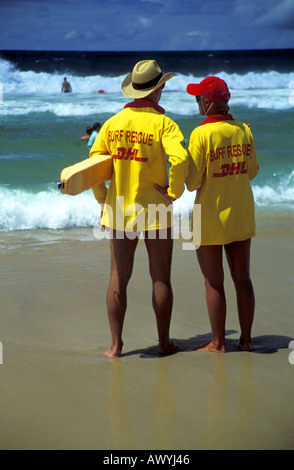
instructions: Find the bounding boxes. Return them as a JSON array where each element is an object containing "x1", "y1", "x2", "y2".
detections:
[
  {"x1": 113, "y1": 147, "x2": 148, "y2": 163},
  {"x1": 213, "y1": 161, "x2": 247, "y2": 178}
]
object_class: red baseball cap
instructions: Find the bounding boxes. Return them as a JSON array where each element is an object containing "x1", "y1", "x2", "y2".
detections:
[{"x1": 186, "y1": 76, "x2": 230, "y2": 103}]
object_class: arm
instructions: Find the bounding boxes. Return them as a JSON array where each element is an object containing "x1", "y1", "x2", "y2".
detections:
[
  {"x1": 89, "y1": 126, "x2": 109, "y2": 204},
  {"x1": 245, "y1": 126, "x2": 259, "y2": 181},
  {"x1": 185, "y1": 129, "x2": 206, "y2": 191},
  {"x1": 162, "y1": 122, "x2": 189, "y2": 200}
]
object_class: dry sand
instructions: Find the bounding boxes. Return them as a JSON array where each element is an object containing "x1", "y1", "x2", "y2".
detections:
[{"x1": 0, "y1": 224, "x2": 294, "y2": 450}]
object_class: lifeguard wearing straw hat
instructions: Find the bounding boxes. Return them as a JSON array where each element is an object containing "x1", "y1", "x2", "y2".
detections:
[{"x1": 121, "y1": 60, "x2": 175, "y2": 99}]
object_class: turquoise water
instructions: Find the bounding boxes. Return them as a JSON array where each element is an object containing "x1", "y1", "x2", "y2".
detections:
[{"x1": 0, "y1": 50, "x2": 293, "y2": 232}]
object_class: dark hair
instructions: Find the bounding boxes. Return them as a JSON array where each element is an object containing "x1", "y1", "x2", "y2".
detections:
[
  {"x1": 214, "y1": 102, "x2": 230, "y2": 115},
  {"x1": 86, "y1": 126, "x2": 92, "y2": 135},
  {"x1": 92, "y1": 122, "x2": 101, "y2": 131}
]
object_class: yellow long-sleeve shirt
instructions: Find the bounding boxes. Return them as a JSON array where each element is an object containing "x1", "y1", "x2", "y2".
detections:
[
  {"x1": 186, "y1": 114, "x2": 259, "y2": 245},
  {"x1": 90, "y1": 99, "x2": 188, "y2": 231}
]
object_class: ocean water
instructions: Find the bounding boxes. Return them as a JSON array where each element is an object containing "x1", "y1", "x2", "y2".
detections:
[{"x1": 0, "y1": 49, "x2": 293, "y2": 236}]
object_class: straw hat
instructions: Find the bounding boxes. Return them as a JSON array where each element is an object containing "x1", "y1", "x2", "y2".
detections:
[{"x1": 121, "y1": 60, "x2": 175, "y2": 98}]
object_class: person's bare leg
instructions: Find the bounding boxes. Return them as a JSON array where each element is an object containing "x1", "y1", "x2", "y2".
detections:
[
  {"x1": 225, "y1": 239, "x2": 255, "y2": 351},
  {"x1": 195, "y1": 245, "x2": 226, "y2": 352},
  {"x1": 144, "y1": 229, "x2": 180, "y2": 355},
  {"x1": 104, "y1": 232, "x2": 138, "y2": 358}
]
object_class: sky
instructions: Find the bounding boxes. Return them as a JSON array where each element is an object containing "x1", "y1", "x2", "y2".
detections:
[{"x1": 1, "y1": 0, "x2": 294, "y2": 51}]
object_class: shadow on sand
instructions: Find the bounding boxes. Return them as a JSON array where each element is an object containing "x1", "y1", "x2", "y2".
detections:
[{"x1": 123, "y1": 331, "x2": 293, "y2": 358}]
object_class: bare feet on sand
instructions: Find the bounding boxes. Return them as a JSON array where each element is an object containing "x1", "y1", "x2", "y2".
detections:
[
  {"x1": 104, "y1": 340, "x2": 181, "y2": 358},
  {"x1": 193, "y1": 341, "x2": 226, "y2": 353},
  {"x1": 159, "y1": 340, "x2": 182, "y2": 356},
  {"x1": 234, "y1": 340, "x2": 252, "y2": 351},
  {"x1": 104, "y1": 341, "x2": 124, "y2": 359}
]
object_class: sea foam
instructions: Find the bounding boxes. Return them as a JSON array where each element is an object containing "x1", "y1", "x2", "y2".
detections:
[
  {"x1": 0, "y1": 181, "x2": 293, "y2": 232},
  {"x1": 1, "y1": 57, "x2": 294, "y2": 115}
]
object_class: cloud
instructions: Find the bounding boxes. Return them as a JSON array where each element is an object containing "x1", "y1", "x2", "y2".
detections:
[
  {"x1": 233, "y1": 0, "x2": 294, "y2": 29},
  {"x1": 187, "y1": 31, "x2": 207, "y2": 37},
  {"x1": 65, "y1": 31, "x2": 78, "y2": 40},
  {"x1": 254, "y1": 0, "x2": 294, "y2": 29},
  {"x1": 138, "y1": 17, "x2": 152, "y2": 27},
  {"x1": 141, "y1": 0, "x2": 165, "y2": 4},
  {"x1": 0, "y1": 0, "x2": 294, "y2": 51}
]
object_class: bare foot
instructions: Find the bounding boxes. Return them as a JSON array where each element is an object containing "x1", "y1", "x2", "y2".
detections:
[
  {"x1": 234, "y1": 340, "x2": 252, "y2": 352},
  {"x1": 193, "y1": 341, "x2": 226, "y2": 353},
  {"x1": 159, "y1": 340, "x2": 182, "y2": 356},
  {"x1": 104, "y1": 341, "x2": 123, "y2": 359}
]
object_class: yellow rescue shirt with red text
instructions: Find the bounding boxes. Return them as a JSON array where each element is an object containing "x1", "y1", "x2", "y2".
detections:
[
  {"x1": 90, "y1": 100, "x2": 188, "y2": 231},
  {"x1": 186, "y1": 115, "x2": 259, "y2": 245}
]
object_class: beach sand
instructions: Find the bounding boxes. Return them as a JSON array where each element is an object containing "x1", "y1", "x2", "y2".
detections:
[{"x1": 0, "y1": 223, "x2": 294, "y2": 450}]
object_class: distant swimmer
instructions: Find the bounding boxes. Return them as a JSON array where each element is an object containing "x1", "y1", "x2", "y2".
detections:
[
  {"x1": 80, "y1": 126, "x2": 92, "y2": 142},
  {"x1": 61, "y1": 77, "x2": 72, "y2": 93},
  {"x1": 87, "y1": 122, "x2": 101, "y2": 148}
]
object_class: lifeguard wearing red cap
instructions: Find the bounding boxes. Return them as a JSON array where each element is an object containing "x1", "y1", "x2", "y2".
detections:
[{"x1": 187, "y1": 76, "x2": 230, "y2": 103}]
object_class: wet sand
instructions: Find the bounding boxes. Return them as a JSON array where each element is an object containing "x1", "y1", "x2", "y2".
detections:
[{"x1": 0, "y1": 224, "x2": 294, "y2": 450}]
